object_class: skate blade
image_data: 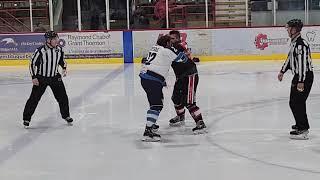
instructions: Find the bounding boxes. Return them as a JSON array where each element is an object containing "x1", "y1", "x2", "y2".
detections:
[
  {"x1": 169, "y1": 121, "x2": 185, "y2": 127},
  {"x1": 142, "y1": 136, "x2": 161, "y2": 142},
  {"x1": 193, "y1": 128, "x2": 208, "y2": 135},
  {"x1": 24, "y1": 126, "x2": 29, "y2": 129},
  {"x1": 67, "y1": 122, "x2": 73, "y2": 126},
  {"x1": 290, "y1": 135, "x2": 309, "y2": 140}
]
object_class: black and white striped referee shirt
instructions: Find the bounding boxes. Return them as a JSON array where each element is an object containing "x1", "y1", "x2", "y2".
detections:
[
  {"x1": 281, "y1": 34, "x2": 313, "y2": 82},
  {"x1": 29, "y1": 45, "x2": 67, "y2": 79}
]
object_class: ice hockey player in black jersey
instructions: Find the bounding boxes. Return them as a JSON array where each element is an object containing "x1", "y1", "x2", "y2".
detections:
[{"x1": 169, "y1": 30, "x2": 207, "y2": 134}]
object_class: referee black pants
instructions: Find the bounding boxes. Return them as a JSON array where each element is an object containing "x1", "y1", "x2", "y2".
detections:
[
  {"x1": 23, "y1": 75, "x2": 70, "y2": 121},
  {"x1": 289, "y1": 71, "x2": 314, "y2": 131}
]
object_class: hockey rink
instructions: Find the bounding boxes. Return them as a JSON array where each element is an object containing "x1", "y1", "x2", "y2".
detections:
[{"x1": 0, "y1": 61, "x2": 320, "y2": 180}]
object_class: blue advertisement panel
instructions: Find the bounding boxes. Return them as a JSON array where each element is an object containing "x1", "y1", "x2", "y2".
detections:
[
  {"x1": 0, "y1": 32, "x2": 124, "y2": 60},
  {"x1": 0, "y1": 34, "x2": 44, "y2": 59}
]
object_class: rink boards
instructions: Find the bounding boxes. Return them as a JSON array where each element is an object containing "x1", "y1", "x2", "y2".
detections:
[{"x1": 1, "y1": 26, "x2": 320, "y2": 65}]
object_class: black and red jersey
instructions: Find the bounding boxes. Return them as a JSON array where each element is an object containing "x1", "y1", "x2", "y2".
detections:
[{"x1": 171, "y1": 43, "x2": 198, "y2": 79}]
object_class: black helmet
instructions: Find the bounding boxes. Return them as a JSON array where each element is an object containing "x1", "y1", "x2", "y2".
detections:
[
  {"x1": 287, "y1": 19, "x2": 303, "y2": 32},
  {"x1": 44, "y1": 30, "x2": 58, "y2": 39}
]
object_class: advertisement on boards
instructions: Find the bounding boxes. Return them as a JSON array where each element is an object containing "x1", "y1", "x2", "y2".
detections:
[
  {"x1": 59, "y1": 31, "x2": 123, "y2": 58},
  {"x1": 0, "y1": 34, "x2": 44, "y2": 59},
  {"x1": 301, "y1": 27, "x2": 320, "y2": 53},
  {"x1": 212, "y1": 27, "x2": 291, "y2": 55},
  {"x1": 133, "y1": 29, "x2": 212, "y2": 58},
  {"x1": 0, "y1": 31, "x2": 123, "y2": 60}
]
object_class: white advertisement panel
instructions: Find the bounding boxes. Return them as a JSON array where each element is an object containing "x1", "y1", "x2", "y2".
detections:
[
  {"x1": 212, "y1": 27, "x2": 291, "y2": 55},
  {"x1": 58, "y1": 31, "x2": 123, "y2": 58},
  {"x1": 133, "y1": 29, "x2": 212, "y2": 58},
  {"x1": 301, "y1": 27, "x2": 320, "y2": 53}
]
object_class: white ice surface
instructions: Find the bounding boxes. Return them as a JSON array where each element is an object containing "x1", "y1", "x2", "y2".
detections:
[{"x1": 0, "y1": 62, "x2": 320, "y2": 180}]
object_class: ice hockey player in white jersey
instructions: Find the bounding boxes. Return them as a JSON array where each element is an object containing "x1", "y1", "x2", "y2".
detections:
[{"x1": 139, "y1": 35, "x2": 188, "y2": 142}]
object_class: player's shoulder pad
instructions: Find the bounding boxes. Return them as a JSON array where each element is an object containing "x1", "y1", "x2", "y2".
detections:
[
  {"x1": 166, "y1": 46, "x2": 179, "y2": 54},
  {"x1": 172, "y1": 42, "x2": 186, "y2": 52}
]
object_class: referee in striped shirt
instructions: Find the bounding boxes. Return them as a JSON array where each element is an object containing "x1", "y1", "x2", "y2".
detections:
[
  {"x1": 278, "y1": 19, "x2": 314, "y2": 139},
  {"x1": 23, "y1": 31, "x2": 73, "y2": 128}
]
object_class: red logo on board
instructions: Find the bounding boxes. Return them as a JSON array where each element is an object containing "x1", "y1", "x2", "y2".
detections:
[{"x1": 255, "y1": 33, "x2": 268, "y2": 50}]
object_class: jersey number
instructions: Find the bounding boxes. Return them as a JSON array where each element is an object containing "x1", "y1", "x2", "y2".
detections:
[{"x1": 145, "y1": 52, "x2": 157, "y2": 65}]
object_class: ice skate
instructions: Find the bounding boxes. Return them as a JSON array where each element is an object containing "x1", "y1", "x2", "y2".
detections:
[
  {"x1": 192, "y1": 120, "x2": 207, "y2": 134},
  {"x1": 290, "y1": 129, "x2": 309, "y2": 140},
  {"x1": 142, "y1": 126, "x2": 161, "y2": 142},
  {"x1": 23, "y1": 120, "x2": 30, "y2": 129},
  {"x1": 151, "y1": 124, "x2": 159, "y2": 132},
  {"x1": 169, "y1": 115, "x2": 185, "y2": 126},
  {"x1": 64, "y1": 117, "x2": 73, "y2": 126}
]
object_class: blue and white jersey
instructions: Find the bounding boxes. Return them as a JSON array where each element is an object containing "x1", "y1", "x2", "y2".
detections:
[{"x1": 140, "y1": 45, "x2": 188, "y2": 83}]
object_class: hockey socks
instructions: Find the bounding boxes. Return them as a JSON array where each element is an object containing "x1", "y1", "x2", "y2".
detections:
[
  {"x1": 187, "y1": 104, "x2": 203, "y2": 123},
  {"x1": 146, "y1": 109, "x2": 160, "y2": 127}
]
